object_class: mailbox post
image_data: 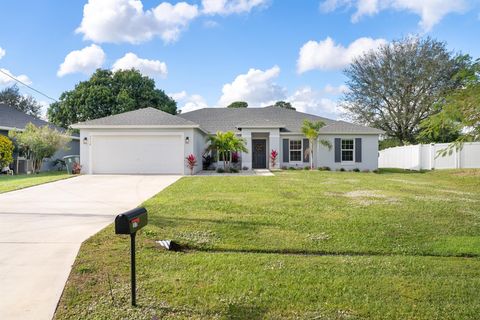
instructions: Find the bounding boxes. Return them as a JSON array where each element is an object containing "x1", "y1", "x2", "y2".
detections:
[{"x1": 115, "y1": 207, "x2": 148, "y2": 307}]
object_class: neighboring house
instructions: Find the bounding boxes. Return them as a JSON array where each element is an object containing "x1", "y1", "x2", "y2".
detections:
[
  {"x1": 72, "y1": 106, "x2": 383, "y2": 175},
  {"x1": 0, "y1": 103, "x2": 80, "y2": 172}
]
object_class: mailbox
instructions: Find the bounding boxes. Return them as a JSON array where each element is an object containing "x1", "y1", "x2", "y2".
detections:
[{"x1": 115, "y1": 207, "x2": 148, "y2": 235}]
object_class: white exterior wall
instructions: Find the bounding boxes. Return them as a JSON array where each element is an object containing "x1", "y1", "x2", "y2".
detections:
[
  {"x1": 240, "y1": 128, "x2": 280, "y2": 170},
  {"x1": 80, "y1": 127, "x2": 202, "y2": 175},
  {"x1": 192, "y1": 129, "x2": 206, "y2": 174},
  {"x1": 379, "y1": 142, "x2": 480, "y2": 170},
  {"x1": 317, "y1": 134, "x2": 379, "y2": 171}
]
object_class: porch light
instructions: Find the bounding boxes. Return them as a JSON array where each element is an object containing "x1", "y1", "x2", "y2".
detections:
[
  {"x1": 83, "y1": 137, "x2": 88, "y2": 144},
  {"x1": 185, "y1": 136, "x2": 190, "y2": 144}
]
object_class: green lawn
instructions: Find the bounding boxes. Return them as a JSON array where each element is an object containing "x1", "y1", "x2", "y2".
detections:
[
  {"x1": 0, "y1": 171, "x2": 71, "y2": 193},
  {"x1": 55, "y1": 169, "x2": 480, "y2": 319}
]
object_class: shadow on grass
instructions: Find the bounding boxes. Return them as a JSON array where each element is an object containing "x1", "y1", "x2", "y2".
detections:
[
  {"x1": 185, "y1": 246, "x2": 479, "y2": 259},
  {"x1": 225, "y1": 304, "x2": 267, "y2": 320},
  {"x1": 150, "y1": 216, "x2": 277, "y2": 228},
  {"x1": 379, "y1": 168, "x2": 428, "y2": 174}
]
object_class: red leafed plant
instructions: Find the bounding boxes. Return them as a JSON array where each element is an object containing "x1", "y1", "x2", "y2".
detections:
[
  {"x1": 72, "y1": 162, "x2": 82, "y2": 174},
  {"x1": 186, "y1": 154, "x2": 197, "y2": 175},
  {"x1": 270, "y1": 149, "x2": 278, "y2": 168}
]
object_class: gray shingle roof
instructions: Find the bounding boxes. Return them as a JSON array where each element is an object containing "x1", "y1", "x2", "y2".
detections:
[
  {"x1": 236, "y1": 119, "x2": 285, "y2": 128},
  {"x1": 72, "y1": 107, "x2": 199, "y2": 127},
  {"x1": 179, "y1": 106, "x2": 383, "y2": 134},
  {"x1": 0, "y1": 103, "x2": 76, "y2": 136}
]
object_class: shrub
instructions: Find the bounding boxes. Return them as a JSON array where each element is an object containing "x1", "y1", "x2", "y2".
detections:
[
  {"x1": 353, "y1": 168, "x2": 360, "y2": 172},
  {"x1": 229, "y1": 167, "x2": 239, "y2": 173},
  {"x1": 340, "y1": 168, "x2": 346, "y2": 172},
  {"x1": 303, "y1": 166, "x2": 310, "y2": 170},
  {"x1": 281, "y1": 166, "x2": 288, "y2": 170},
  {"x1": 362, "y1": 169, "x2": 370, "y2": 173},
  {"x1": 270, "y1": 150, "x2": 279, "y2": 168},
  {"x1": 72, "y1": 162, "x2": 82, "y2": 174},
  {"x1": 185, "y1": 154, "x2": 197, "y2": 175},
  {"x1": 242, "y1": 166, "x2": 249, "y2": 171},
  {"x1": 288, "y1": 167, "x2": 296, "y2": 170},
  {"x1": 216, "y1": 168, "x2": 225, "y2": 173},
  {"x1": 373, "y1": 169, "x2": 380, "y2": 174},
  {"x1": 0, "y1": 136, "x2": 14, "y2": 168}
]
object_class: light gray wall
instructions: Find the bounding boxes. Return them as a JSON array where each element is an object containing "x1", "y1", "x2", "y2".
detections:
[
  {"x1": 279, "y1": 134, "x2": 379, "y2": 170},
  {"x1": 192, "y1": 129, "x2": 206, "y2": 174},
  {"x1": 317, "y1": 134, "x2": 379, "y2": 171}
]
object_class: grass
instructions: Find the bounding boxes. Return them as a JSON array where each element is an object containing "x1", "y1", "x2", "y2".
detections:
[
  {"x1": 55, "y1": 169, "x2": 480, "y2": 319},
  {"x1": 0, "y1": 171, "x2": 71, "y2": 193}
]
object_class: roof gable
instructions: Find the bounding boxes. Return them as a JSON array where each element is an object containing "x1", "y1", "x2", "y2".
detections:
[
  {"x1": 72, "y1": 107, "x2": 199, "y2": 128},
  {"x1": 178, "y1": 106, "x2": 383, "y2": 134},
  {"x1": 0, "y1": 103, "x2": 70, "y2": 134}
]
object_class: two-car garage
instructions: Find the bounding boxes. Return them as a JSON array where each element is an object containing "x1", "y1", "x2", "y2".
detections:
[
  {"x1": 72, "y1": 108, "x2": 206, "y2": 175},
  {"x1": 89, "y1": 134, "x2": 184, "y2": 174}
]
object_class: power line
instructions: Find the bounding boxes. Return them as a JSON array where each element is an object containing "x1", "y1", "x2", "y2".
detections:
[{"x1": 0, "y1": 68, "x2": 58, "y2": 102}]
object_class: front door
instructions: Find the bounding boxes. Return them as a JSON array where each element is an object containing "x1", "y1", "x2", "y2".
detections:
[{"x1": 252, "y1": 139, "x2": 267, "y2": 169}]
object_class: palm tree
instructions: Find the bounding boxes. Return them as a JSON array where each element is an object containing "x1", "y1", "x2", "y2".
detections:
[
  {"x1": 301, "y1": 119, "x2": 332, "y2": 169},
  {"x1": 206, "y1": 131, "x2": 248, "y2": 170}
]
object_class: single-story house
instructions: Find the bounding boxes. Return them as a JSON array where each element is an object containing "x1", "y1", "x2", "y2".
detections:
[
  {"x1": 72, "y1": 106, "x2": 383, "y2": 175},
  {"x1": 0, "y1": 103, "x2": 80, "y2": 172}
]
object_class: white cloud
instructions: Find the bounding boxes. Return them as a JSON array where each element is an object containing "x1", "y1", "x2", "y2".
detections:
[
  {"x1": 76, "y1": 0, "x2": 198, "y2": 44},
  {"x1": 297, "y1": 36, "x2": 386, "y2": 73},
  {"x1": 112, "y1": 53, "x2": 168, "y2": 78},
  {"x1": 0, "y1": 68, "x2": 31, "y2": 86},
  {"x1": 170, "y1": 90, "x2": 210, "y2": 113},
  {"x1": 323, "y1": 84, "x2": 350, "y2": 95},
  {"x1": 218, "y1": 65, "x2": 286, "y2": 106},
  {"x1": 202, "y1": 0, "x2": 268, "y2": 15},
  {"x1": 288, "y1": 86, "x2": 343, "y2": 118},
  {"x1": 57, "y1": 44, "x2": 105, "y2": 77},
  {"x1": 0, "y1": 47, "x2": 5, "y2": 60},
  {"x1": 320, "y1": 0, "x2": 468, "y2": 31}
]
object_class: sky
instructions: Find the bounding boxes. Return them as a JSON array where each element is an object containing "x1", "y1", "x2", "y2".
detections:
[{"x1": 0, "y1": 0, "x2": 479, "y2": 120}]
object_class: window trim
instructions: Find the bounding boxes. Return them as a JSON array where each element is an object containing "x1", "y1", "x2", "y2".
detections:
[
  {"x1": 341, "y1": 138, "x2": 355, "y2": 163},
  {"x1": 289, "y1": 139, "x2": 303, "y2": 162}
]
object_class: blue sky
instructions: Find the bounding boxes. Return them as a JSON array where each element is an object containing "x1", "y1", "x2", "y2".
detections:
[{"x1": 1, "y1": 0, "x2": 479, "y2": 119}]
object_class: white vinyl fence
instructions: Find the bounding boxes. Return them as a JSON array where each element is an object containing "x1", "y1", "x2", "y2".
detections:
[{"x1": 379, "y1": 142, "x2": 480, "y2": 170}]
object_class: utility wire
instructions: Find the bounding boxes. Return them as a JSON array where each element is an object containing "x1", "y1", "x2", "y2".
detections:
[{"x1": 0, "y1": 68, "x2": 58, "y2": 102}]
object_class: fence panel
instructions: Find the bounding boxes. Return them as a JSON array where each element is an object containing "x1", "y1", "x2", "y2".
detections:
[{"x1": 379, "y1": 142, "x2": 480, "y2": 170}]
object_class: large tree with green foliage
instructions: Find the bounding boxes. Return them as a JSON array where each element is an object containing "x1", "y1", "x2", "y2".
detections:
[
  {"x1": 206, "y1": 131, "x2": 248, "y2": 170},
  {"x1": 0, "y1": 85, "x2": 42, "y2": 117},
  {"x1": 420, "y1": 57, "x2": 480, "y2": 154},
  {"x1": 301, "y1": 120, "x2": 331, "y2": 169},
  {"x1": 9, "y1": 123, "x2": 71, "y2": 173},
  {"x1": 47, "y1": 69, "x2": 177, "y2": 128},
  {"x1": 342, "y1": 37, "x2": 469, "y2": 145},
  {"x1": 227, "y1": 101, "x2": 248, "y2": 108},
  {"x1": 273, "y1": 101, "x2": 295, "y2": 110}
]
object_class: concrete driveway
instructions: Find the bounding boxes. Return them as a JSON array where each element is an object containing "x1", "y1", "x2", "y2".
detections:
[{"x1": 0, "y1": 175, "x2": 181, "y2": 320}]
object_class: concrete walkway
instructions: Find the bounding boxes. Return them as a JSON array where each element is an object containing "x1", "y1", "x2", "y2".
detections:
[{"x1": 0, "y1": 175, "x2": 180, "y2": 320}]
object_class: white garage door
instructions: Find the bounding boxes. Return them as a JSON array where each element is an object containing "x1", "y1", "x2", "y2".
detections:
[{"x1": 91, "y1": 134, "x2": 184, "y2": 174}]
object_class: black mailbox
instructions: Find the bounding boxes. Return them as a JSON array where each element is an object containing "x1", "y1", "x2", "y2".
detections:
[{"x1": 115, "y1": 207, "x2": 148, "y2": 234}]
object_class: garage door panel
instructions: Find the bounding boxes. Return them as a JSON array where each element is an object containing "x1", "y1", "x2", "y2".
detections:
[{"x1": 91, "y1": 135, "x2": 183, "y2": 174}]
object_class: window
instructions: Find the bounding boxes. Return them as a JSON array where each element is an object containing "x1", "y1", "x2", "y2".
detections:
[
  {"x1": 290, "y1": 140, "x2": 302, "y2": 161},
  {"x1": 341, "y1": 139, "x2": 354, "y2": 162}
]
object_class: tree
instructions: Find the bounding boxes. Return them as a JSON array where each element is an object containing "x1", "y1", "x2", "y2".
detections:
[
  {"x1": 227, "y1": 101, "x2": 248, "y2": 108},
  {"x1": 420, "y1": 58, "x2": 480, "y2": 154},
  {"x1": 0, "y1": 85, "x2": 42, "y2": 117},
  {"x1": 301, "y1": 120, "x2": 331, "y2": 169},
  {"x1": 206, "y1": 131, "x2": 248, "y2": 170},
  {"x1": 342, "y1": 37, "x2": 468, "y2": 145},
  {"x1": 8, "y1": 123, "x2": 71, "y2": 173},
  {"x1": 47, "y1": 69, "x2": 177, "y2": 128},
  {"x1": 0, "y1": 136, "x2": 14, "y2": 169},
  {"x1": 273, "y1": 101, "x2": 295, "y2": 110}
]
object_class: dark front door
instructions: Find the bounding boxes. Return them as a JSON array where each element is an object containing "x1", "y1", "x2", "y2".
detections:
[{"x1": 252, "y1": 139, "x2": 267, "y2": 169}]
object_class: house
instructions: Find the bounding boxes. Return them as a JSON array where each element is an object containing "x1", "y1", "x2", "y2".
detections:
[
  {"x1": 72, "y1": 106, "x2": 383, "y2": 175},
  {"x1": 0, "y1": 103, "x2": 80, "y2": 172}
]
